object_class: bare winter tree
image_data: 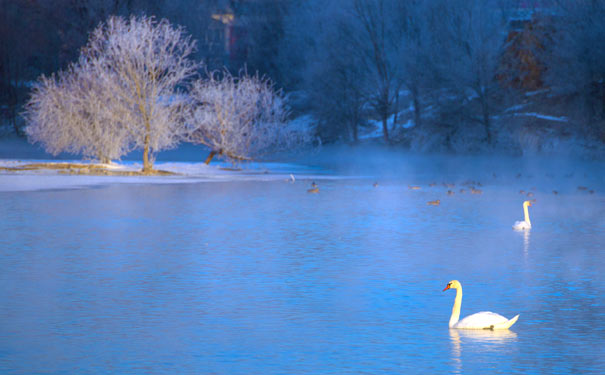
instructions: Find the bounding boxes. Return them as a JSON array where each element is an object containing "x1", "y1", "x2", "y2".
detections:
[
  {"x1": 544, "y1": 1, "x2": 605, "y2": 139},
  {"x1": 24, "y1": 15, "x2": 199, "y2": 170},
  {"x1": 187, "y1": 71, "x2": 303, "y2": 164},
  {"x1": 84, "y1": 15, "x2": 199, "y2": 172},
  {"x1": 351, "y1": 0, "x2": 404, "y2": 143},
  {"x1": 24, "y1": 72, "x2": 77, "y2": 156},
  {"x1": 394, "y1": 0, "x2": 433, "y2": 130},
  {"x1": 66, "y1": 60, "x2": 132, "y2": 162},
  {"x1": 427, "y1": 0, "x2": 512, "y2": 144},
  {"x1": 24, "y1": 61, "x2": 131, "y2": 162},
  {"x1": 307, "y1": 11, "x2": 368, "y2": 143},
  {"x1": 293, "y1": 0, "x2": 403, "y2": 143}
]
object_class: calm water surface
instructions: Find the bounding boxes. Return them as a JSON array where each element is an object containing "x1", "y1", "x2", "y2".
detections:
[{"x1": 1, "y1": 157, "x2": 605, "y2": 374}]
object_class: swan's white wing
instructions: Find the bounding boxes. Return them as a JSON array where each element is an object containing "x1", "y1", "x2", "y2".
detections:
[{"x1": 454, "y1": 311, "x2": 510, "y2": 329}]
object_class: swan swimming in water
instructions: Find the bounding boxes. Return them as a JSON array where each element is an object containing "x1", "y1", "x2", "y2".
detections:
[
  {"x1": 513, "y1": 200, "x2": 532, "y2": 230},
  {"x1": 443, "y1": 280, "x2": 519, "y2": 330}
]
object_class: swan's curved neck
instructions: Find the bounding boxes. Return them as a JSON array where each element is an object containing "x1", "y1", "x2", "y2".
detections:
[
  {"x1": 449, "y1": 287, "x2": 462, "y2": 328},
  {"x1": 523, "y1": 204, "x2": 531, "y2": 225}
]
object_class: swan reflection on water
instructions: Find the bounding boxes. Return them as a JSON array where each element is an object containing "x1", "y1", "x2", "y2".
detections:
[
  {"x1": 449, "y1": 329, "x2": 518, "y2": 373},
  {"x1": 514, "y1": 227, "x2": 532, "y2": 258},
  {"x1": 523, "y1": 229, "x2": 530, "y2": 256},
  {"x1": 450, "y1": 328, "x2": 518, "y2": 345}
]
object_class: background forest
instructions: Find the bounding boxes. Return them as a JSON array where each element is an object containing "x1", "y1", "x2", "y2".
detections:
[{"x1": 1, "y1": 0, "x2": 605, "y2": 157}]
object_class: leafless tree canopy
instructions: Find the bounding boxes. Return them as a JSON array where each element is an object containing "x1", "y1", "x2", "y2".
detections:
[
  {"x1": 24, "y1": 62, "x2": 131, "y2": 162},
  {"x1": 25, "y1": 15, "x2": 200, "y2": 170},
  {"x1": 187, "y1": 71, "x2": 308, "y2": 164},
  {"x1": 84, "y1": 15, "x2": 199, "y2": 171}
]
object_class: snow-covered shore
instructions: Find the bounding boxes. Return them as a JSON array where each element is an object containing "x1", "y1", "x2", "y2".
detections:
[{"x1": 0, "y1": 159, "x2": 335, "y2": 192}]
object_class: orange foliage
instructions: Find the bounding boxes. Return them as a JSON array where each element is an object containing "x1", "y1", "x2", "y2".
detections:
[{"x1": 498, "y1": 17, "x2": 551, "y2": 91}]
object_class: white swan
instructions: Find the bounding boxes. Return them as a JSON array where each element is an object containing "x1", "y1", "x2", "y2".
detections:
[
  {"x1": 513, "y1": 200, "x2": 532, "y2": 230},
  {"x1": 443, "y1": 280, "x2": 519, "y2": 330}
]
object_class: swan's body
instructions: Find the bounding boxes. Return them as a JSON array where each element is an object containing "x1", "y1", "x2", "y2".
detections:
[
  {"x1": 443, "y1": 280, "x2": 519, "y2": 330},
  {"x1": 513, "y1": 200, "x2": 532, "y2": 230},
  {"x1": 453, "y1": 311, "x2": 518, "y2": 330}
]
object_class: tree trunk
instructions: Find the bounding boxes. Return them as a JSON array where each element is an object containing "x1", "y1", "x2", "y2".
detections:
[
  {"x1": 204, "y1": 150, "x2": 218, "y2": 165},
  {"x1": 381, "y1": 115, "x2": 390, "y2": 143},
  {"x1": 9, "y1": 107, "x2": 19, "y2": 135},
  {"x1": 142, "y1": 120, "x2": 152, "y2": 173},
  {"x1": 379, "y1": 85, "x2": 391, "y2": 143},
  {"x1": 412, "y1": 87, "x2": 421, "y2": 128},
  {"x1": 600, "y1": 83, "x2": 605, "y2": 142},
  {"x1": 7, "y1": 85, "x2": 19, "y2": 135},
  {"x1": 599, "y1": 78, "x2": 605, "y2": 120},
  {"x1": 142, "y1": 143, "x2": 151, "y2": 172},
  {"x1": 481, "y1": 96, "x2": 492, "y2": 144},
  {"x1": 142, "y1": 136, "x2": 152, "y2": 172},
  {"x1": 98, "y1": 153, "x2": 110, "y2": 164},
  {"x1": 392, "y1": 90, "x2": 399, "y2": 130}
]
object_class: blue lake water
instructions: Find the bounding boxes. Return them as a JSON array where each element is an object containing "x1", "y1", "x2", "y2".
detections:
[{"x1": 1, "y1": 153, "x2": 605, "y2": 374}]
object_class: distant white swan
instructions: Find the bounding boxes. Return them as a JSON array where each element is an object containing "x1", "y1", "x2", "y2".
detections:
[
  {"x1": 513, "y1": 200, "x2": 532, "y2": 230},
  {"x1": 443, "y1": 280, "x2": 519, "y2": 330}
]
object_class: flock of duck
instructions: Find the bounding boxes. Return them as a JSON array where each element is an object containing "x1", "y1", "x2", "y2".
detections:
[{"x1": 291, "y1": 173, "x2": 597, "y2": 330}]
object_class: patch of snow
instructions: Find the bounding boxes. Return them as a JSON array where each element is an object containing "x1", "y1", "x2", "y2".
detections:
[
  {"x1": 0, "y1": 159, "x2": 344, "y2": 192},
  {"x1": 514, "y1": 113, "x2": 568, "y2": 122},
  {"x1": 403, "y1": 102, "x2": 414, "y2": 114},
  {"x1": 359, "y1": 118, "x2": 387, "y2": 140},
  {"x1": 525, "y1": 89, "x2": 549, "y2": 97},
  {"x1": 100, "y1": 162, "x2": 128, "y2": 170},
  {"x1": 403, "y1": 119, "x2": 415, "y2": 129},
  {"x1": 504, "y1": 104, "x2": 528, "y2": 112},
  {"x1": 360, "y1": 110, "x2": 417, "y2": 139}
]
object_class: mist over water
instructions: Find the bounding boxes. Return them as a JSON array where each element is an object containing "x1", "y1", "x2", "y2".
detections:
[{"x1": 1, "y1": 148, "x2": 604, "y2": 374}]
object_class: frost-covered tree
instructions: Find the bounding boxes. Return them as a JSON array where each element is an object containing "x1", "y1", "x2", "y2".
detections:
[
  {"x1": 67, "y1": 61, "x2": 132, "y2": 162},
  {"x1": 84, "y1": 15, "x2": 199, "y2": 172},
  {"x1": 24, "y1": 15, "x2": 198, "y2": 170},
  {"x1": 24, "y1": 71, "x2": 77, "y2": 157},
  {"x1": 187, "y1": 71, "x2": 302, "y2": 164},
  {"x1": 24, "y1": 62, "x2": 131, "y2": 162}
]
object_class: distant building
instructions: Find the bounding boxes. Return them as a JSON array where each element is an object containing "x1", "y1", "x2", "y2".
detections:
[{"x1": 209, "y1": 0, "x2": 283, "y2": 69}]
